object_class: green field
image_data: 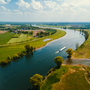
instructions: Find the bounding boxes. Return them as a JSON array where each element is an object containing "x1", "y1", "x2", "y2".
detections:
[
  {"x1": 72, "y1": 29, "x2": 90, "y2": 58},
  {"x1": 41, "y1": 65, "x2": 90, "y2": 90},
  {"x1": 0, "y1": 30, "x2": 66, "y2": 62},
  {"x1": 12, "y1": 34, "x2": 20, "y2": 38},
  {"x1": 7, "y1": 34, "x2": 27, "y2": 44},
  {"x1": 0, "y1": 32, "x2": 15, "y2": 45}
]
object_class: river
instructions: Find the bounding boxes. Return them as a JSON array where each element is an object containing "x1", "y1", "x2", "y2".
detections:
[{"x1": 0, "y1": 28, "x2": 85, "y2": 90}]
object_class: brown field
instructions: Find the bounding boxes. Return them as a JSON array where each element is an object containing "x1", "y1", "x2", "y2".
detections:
[{"x1": 0, "y1": 31, "x2": 7, "y2": 34}]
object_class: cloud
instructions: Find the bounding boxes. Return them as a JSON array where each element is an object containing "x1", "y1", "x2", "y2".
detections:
[
  {"x1": 1, "y1": 6, "x2": 10, "y2": 11},
  {"x1": 30, "y1": 0, "x2": 43, "y2": 10},
  {"x1": 13, "y1": 9, "x2": 23, "y2": 15},
  {"x1": 0, "y1": 0, "x2": 11, "y2": 4},
  {"x1": 16, "y1": 0, "x2": 43, "y2": 10},
  {"x1": 16, "y1": 0, "x2": 30, "y2": 8}
]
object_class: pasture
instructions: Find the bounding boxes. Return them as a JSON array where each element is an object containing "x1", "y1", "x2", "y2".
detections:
[
  {"x1": 0, "y1": 32, "x2": 15, "y2": 45},
  {"x1": 7, "y1": 34, "x2": 27, "y2": 44}
]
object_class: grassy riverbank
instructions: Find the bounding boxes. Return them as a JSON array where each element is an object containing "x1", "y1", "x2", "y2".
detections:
[
  {"x1": 40, "y1": 65, "x2": 90, "y2": 90},
  {"x1": 72, "y1": 29, "x2": 90, "y2": 58},
  {"x1": 0, "y1": 30, "x2": 66, "y2": 62}
]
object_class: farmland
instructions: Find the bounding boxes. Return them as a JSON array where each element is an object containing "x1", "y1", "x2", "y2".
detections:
[
  {"x1": 0, "y1": 30, "x2": 66, "y2": 62},
  {"x1": 0, "y1": 32, "x2": 15, "y2": 45},
  {"x1": 7, "y1": 34, "x2": 28, "y2": 44}
]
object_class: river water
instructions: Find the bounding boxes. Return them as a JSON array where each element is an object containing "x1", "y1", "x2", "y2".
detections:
[{"x1": 0, "y1": 29, "x2": 85, "y2": 90}]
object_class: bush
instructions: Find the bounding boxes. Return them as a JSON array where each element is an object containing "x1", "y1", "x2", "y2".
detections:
[
  {"x1": 30, "y1": 74, "x2": 43, "y2": 90},
  {"x1": 1, "y1": 60, "x2": 8, "y2": 65},
  {"x1": 54, "y1": 56, "x2": 63, "y2": 68},
  {"x1": 13, "y1": 54, "x2": 20, "y2": 60}
]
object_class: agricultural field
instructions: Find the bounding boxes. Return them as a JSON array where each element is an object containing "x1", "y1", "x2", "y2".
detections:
[
  {"x1": 0, "y1": 30, "x2": 66, "y2": 62},
  {"x1": 12, "y1": 34, "x2": 20, "y2": 38},
  {"x1": 0, "y1": 32, "x2": 15, "y2": 45},
  {"x1": 7, "y1": 34, "x2": 28, "y2": 44},
  {"x1": 41, "y1": 65, "x2": 90, "y2": 90}
]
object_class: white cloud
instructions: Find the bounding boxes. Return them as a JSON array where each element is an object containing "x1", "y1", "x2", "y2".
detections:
[
  {"x1": 1, "y1": 6, "x2": 10, "y2": 11},
  {"x1": 44, "y1": 1, "x2": 57, "y2": 10},
  {"x1": 13, "y1": 9, "x2": 23, "y2": 15},
  {"x1": 0, "y1": 0, "x2": 11, "y2": 4},
  {"x1": 16, "y1": 0, "x2": 30, "y2": 8},
  {"x1": 30, "y1": 0, "x2": 43, "y2": 10}
]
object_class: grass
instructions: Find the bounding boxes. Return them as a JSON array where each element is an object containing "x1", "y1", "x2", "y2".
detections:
[
  {"x1": 40, "y1": 66, "x2": 68, "y2": 90},
  {"x1": 7, "y1": 34, "x2": 27, "y2": 44},
  {"x1": 72, "y1": 29, "x2": 90, "y2": 58},
  {"x1": 0, "y1": 30, "x2": 66, "y2": 62},
  {"x1": 41, "y1": 65, "x2": 90, "y2": 90},
  {"x1": 44, "y1": 29, "x2": 56, "y2": 34},
  {"x1": 0, "y1": 32, "x2": 15, "y2": 45},
  {"x1": 12, "y1": 34, "x2": 20, "y2": 38}
]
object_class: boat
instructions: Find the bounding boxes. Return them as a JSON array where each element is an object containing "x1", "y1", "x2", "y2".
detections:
[
  {"x1": 55, "y1": 51, "x2": 59, "y2": 53},
  {"x1": 59, "y1": 46, "x2": 66, "y2": 51}
]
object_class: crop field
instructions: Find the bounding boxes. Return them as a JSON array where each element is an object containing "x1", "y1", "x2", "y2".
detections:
[
  {"x1": 7, "y1": 34, "x2": 27, "y2": 44},
  {"x1": 0, "y1": 32, "x2": 15, "y2": 45},
  {"x1": 12, "y1": 34, "x2": 20, "y2": 38}
]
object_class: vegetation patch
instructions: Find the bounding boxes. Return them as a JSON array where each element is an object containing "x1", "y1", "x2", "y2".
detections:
[
  {"x1": 0, "y1": 30, "x2": 66, "y2": 62},
  {"x1": 72, "y1": 29, "x2": 90, "y2": 58},
  {"x1": 41, "y1": 65, "x2": 90, "y2": 90},
  {"x1": 0, "y1": 32, "x2": 15, "y2": 45},
  {"x1": 7, "y1": 34, "x2": 27, "y2": 44}
]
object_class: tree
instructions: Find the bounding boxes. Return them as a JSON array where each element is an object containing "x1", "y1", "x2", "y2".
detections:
[
  {"x1": 76, "y1": 43, "x2": 79, "y2": 50},
  {"x1": 24, "y1": 45, "x2": 33, "y2": 54},
  {"x1": 54, "y1": 56, "x2": 63, "y2": 68},
  {"x1": 66, "y1": 48, "x2": 73, "y2": 58},
  {"x1": 30, "y1": 74, "x2": 43, "y2": 90}
]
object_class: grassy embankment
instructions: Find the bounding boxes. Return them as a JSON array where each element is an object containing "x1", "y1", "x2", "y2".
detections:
[
  {"x1": 72, "y1": 29, "x2": 90, "y2": 58},
  {"x1": 0, "y1": 30, "x2": 66, "y2": 62},
  {"x1": 41, "y1": 65, "x2": 90, "y2": 90}
]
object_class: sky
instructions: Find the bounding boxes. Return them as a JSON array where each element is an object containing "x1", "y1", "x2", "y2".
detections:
[{"x1": 0, "y1": 0, "x2": 90, "y2": 22}]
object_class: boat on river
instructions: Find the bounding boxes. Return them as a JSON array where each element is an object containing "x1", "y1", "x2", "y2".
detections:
[{"x1": 59, "y1": 46, "x2": 66, "y2": 51}]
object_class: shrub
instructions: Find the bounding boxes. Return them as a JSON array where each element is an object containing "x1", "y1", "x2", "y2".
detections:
[
  {"x1": 13, "y1": 54, "x2": 20, "y2": 60},
  {"x1": 54, "y1": 56, "x2": 63, "y2": 68},
  {"x1": 30, "y1": 74, "x2": 43, "y2": 90},
  {"x1": 1, "y1": 60, "x2": 8, "y2": 65}
]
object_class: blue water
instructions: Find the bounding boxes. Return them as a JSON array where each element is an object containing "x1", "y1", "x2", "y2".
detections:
[{"x1": 0, "y1": 29, "x2": 85, "y2": 90}]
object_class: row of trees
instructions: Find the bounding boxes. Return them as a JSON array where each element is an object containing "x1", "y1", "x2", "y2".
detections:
[
  {"x1": 37, "y1": 32, "x2": 50, "y2": 37},
  {"x1": 0, "y1": 45, "x2": 35, "y2": 65},
  {"x1": 30, "y1": 48, "x2": 73, "y2": 90}
]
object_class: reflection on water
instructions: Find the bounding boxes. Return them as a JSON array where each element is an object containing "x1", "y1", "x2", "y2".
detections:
[
  {"x1": 63, "y1": 58, "x2": 90, "y2": 66},
  {"x1": 63, "y1": 58, "x2": 73, "y2": 65}
]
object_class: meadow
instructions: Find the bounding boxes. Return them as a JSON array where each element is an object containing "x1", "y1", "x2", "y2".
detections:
[
  {"x1": 72, "y1": 29, "x2": 90, "y2": 58},
  {"x1": 7, "y1": 34, "x2": 27, "y2": 44},
  {"x1": 0, "y1": 32, "x2": 15, "y2": 45},
  {"x1": 0, "y1": 30, "x2": 66, "y2": 62},
  {"x1": 41, "y1": 65, "x2": 90, "y2": 90}
]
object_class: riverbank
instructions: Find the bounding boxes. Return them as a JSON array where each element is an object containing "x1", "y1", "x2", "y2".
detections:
[
  {"x1": 0, "y1": 29, "x2": 66, "y2": 62},
  {"x1": 40, "y1": 65, "x2": 90, "y2": 90},
  {"x1": 72, "y1": 29, "x2": 90, "y2": 59}
]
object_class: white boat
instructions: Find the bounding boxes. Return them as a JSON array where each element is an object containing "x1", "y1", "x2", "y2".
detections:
[
  {"x1": 59, "y1": 46, "x2": 66, "y2": 51},
  {"x1": 55, "y1": 51, "x2": 59, "y2": 53}
]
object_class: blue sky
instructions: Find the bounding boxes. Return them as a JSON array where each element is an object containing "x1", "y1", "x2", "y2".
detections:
[{"x1": 0, "y1": 0, "x2": 90, "y2": 22}]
